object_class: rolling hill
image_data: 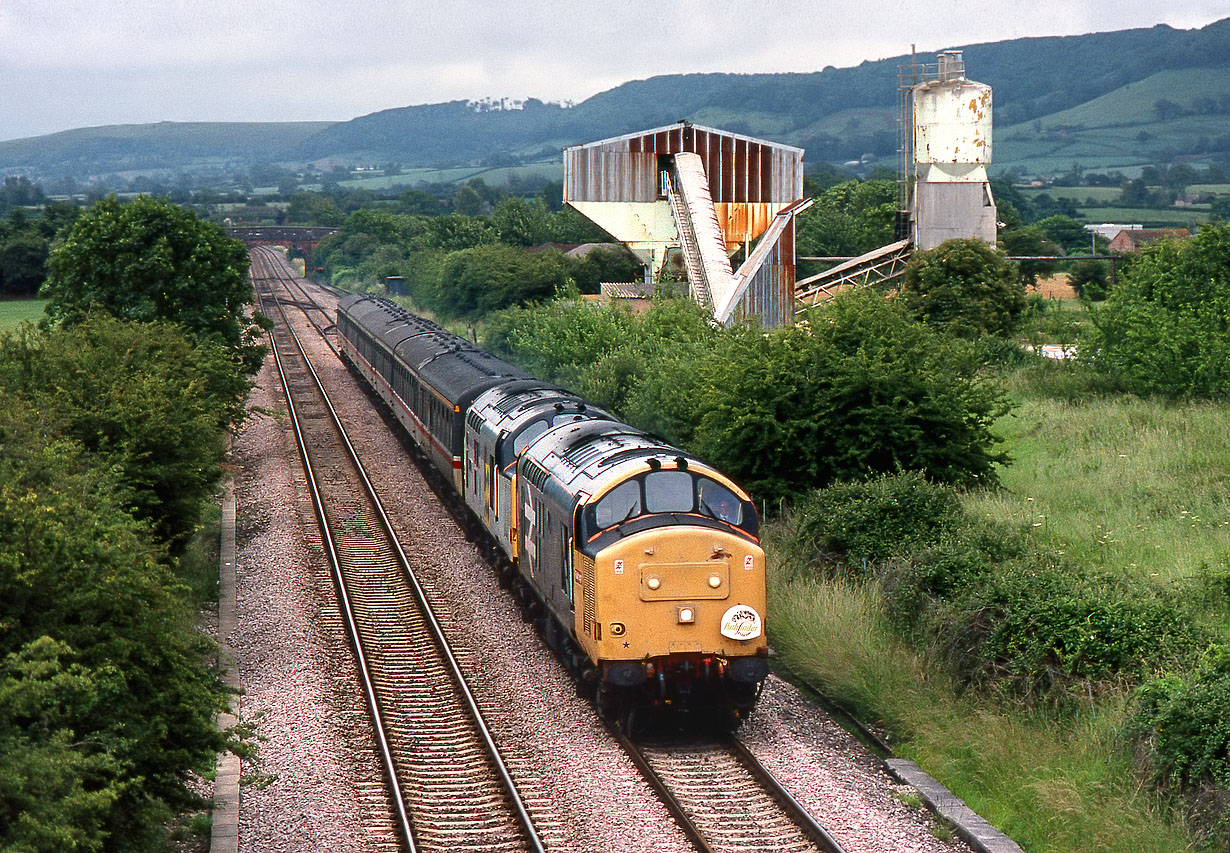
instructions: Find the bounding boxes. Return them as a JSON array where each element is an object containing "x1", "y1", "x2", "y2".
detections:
[{"x1": 3, "y1": 17, "x2": 1228, "y2": 182}]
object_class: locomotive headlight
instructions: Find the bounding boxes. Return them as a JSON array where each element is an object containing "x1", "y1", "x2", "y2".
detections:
[
  {"x1": 646, "y1": 576, "x2": 661, "y2": 590},
  {"x1": 677, "y1": 606, "x2": 696, "y2": 624},
  {"x1": 708, "y1": 574, "x2": 722, "y2": 588}
]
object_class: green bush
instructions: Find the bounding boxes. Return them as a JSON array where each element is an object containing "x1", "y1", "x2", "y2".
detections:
[
  {"x1": 1068, "y1": 259, "x2": 1111, "y2": 301},
  {"x1": 485, "y1": 295, "x2": 716, "y2": 418},
  {"x1": 437, "y1": 244, "x2": 571, "y2": 318},
  {"x1": 688, "y1": 292, "x2": 1010, "y2": 501},
  {"x1": 781, "y1": 472, "x2": 967, "y2": 570},
  {"x1": 1082, "y1": 223, "x2": 1230, "y2": 399},
  {"x1": 0, "y1": 317, "x2": 247, "y2": 550},
  {"x1": 1131, "y1": 646, "x2": 1230, "y2": 840},
  {"x1": 942, "y1": 567, "x2": 1202, "y2": 697},
  {"x1": 901, "y1": 238, "x2": 1025, "y2": 338}
]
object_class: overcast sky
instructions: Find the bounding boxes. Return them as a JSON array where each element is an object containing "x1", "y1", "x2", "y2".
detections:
[{"x1": 2, "y1": 1, "x2": 1226, "y2": 142}]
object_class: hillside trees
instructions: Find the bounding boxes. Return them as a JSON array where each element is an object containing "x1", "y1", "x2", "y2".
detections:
[{"x1": 42, "y1": 195, "x2": 268, "y2": 374}]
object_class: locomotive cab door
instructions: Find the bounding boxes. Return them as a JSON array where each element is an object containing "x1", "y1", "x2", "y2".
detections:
[{"x1": 560, "y1": 526, "x2": 574, "y2": 610}]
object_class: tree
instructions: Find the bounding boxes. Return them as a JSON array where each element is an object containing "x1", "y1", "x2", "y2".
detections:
[
  {"x1": 0, "y1": 227, "x2": 49, "y2": 298},
  {"x1": 999, "y1": 225, "x2": 1063, "y2": 287},
  {"x1": 286, "y1": 191, "x2": 344, "y2": 226},
  {"x1": 492, "y1": 197, "x2": 552, "y2": 247},
  {"x1": 685, "y1": 292, "x2": 1009, "y2": 501},
  {"x1": 796, "y1": 179, "x2": 896, "y2": 263},
  {"x1": 0, "y1": 394, "x2": 233, "y2": 852},
  {"x1": 901, "y1": 239, "x2": 1025, "y2": 337},
  {"x1": 1083, "y1": 222, "x2": 1230, "y2": 398},
  {"x1": 0, "y1": 176, "x2": 45, "y2": 213},
  {"x1": 398, "y1": 189, "x2": 444, "y2": 216},
  {"x1": 1067, "y1": 259, "x2": 1110, "y2": 301},
  {"x1": 42, "y1": 195, "x2": 267, "y2": 374},
  {"x1": 451, "y1": 184, "x2": 484, "y2": 216},
  {"x1": 1035, "y1": 214, "x2": 1090, "y2": 254},
  {"x1": 0, "y1": 317, "x2": 250, "y2": 548},
  {"x1": 437, "y1": 244, "x2": 570, "y2": 318}
]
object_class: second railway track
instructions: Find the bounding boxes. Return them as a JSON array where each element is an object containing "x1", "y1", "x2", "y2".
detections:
[
  {"x1": 255, "y1": 259, "x2": 548, "y2": 853},
  {"x1": 622, "y1": 730, "x2": 849, "y2": 853}
]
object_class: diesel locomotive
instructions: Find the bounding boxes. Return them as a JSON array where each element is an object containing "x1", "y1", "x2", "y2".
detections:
[{"x1": 336, "y1": 294, "x2": 769, "y2": 726}]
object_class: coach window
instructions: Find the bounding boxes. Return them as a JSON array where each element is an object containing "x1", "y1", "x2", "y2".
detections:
[
  {"x1": 644, "y1": 470, "x2": 694, "y2": 513},
  {"x1": 594, "y1": 479, "x2": 641, "y2": 528}
]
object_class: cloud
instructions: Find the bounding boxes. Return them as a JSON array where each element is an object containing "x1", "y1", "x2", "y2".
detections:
[{"x1": 1, "y1": 1, "x2": 1226, "y2": 140}]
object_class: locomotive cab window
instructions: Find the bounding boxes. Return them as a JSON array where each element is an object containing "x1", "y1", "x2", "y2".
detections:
[
  {"x1": 504, "y1": 419, "x2": 550, "y2": 468},
  {"x1": 644, "y1": 470, "x2": 693, "y2": 513},
  {"x1": 593, "y1": 479, "x2": 641, "y2": 528},
  {"x1": 584, "y1": 471, "x2": 758, "y2": 540},
  {"x1": 698, "y1": 478, "x2": 742, "y2": 525}
]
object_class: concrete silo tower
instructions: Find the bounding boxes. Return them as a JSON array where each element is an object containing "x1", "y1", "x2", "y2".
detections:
[{"x1": 909, "y1": 51, "x2": 997, "y2": 250}]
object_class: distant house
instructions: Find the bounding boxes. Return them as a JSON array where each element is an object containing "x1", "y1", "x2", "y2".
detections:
[{"x1": 1109, "y1": 228, "x2": 1190, "y2": 253}]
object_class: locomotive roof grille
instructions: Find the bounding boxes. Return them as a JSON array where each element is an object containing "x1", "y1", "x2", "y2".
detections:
[
  {"x1": 522, "y1": 459, "x2": 551, "y2": 490},
  {"x1": 559, "y1": 430, "x2": 650, "y2": 469}
]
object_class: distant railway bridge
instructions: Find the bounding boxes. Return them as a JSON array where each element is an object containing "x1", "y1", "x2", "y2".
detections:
[{"x1": 227, "y1": 226, "x2": 338, "y2": 267}]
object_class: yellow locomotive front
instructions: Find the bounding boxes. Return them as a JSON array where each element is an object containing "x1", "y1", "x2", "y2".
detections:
[{"x1": 573, "y1": 461, "x2": 769, "y2": 723}]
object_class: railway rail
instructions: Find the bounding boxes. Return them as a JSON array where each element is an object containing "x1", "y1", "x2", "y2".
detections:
[{"x1": 253, "y1": 257, "x2": 547, "y2": 853}]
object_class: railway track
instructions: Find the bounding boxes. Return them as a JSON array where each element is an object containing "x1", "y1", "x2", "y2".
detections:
[
  {"x1": 620, "y1": 729, "x2": 850, "y2": 853},
  {"x1": 245, "y1": 248, "x2": 889, "y2": 853},
  {"x1": 253, "y1": 261, "x2": 547, "y2": 853}
]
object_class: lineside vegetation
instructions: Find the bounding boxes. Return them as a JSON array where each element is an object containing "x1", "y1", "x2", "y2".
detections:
[
  {"x1": 0, "y1": 195, "x2": 260, "y2": 852},
  {"x1": 475, "y1": 225, "x2": 1230, "y2": 851}
]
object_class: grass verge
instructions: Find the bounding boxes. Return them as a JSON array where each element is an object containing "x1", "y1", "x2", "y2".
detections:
[
  {"x1": 178, "y1": 498, "x2": 222, "y2": 608},
  {"x1": 767, "y1": 568, "x2": 1193, "y2": 851}
]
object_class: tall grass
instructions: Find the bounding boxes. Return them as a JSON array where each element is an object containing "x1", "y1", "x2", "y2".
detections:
[
  {"x1": 970, "y1": 371, "x2": 1230, "y2": 592},
  {"x1": 768, "y1": 566, "x2": 1194, "y2": 851}
]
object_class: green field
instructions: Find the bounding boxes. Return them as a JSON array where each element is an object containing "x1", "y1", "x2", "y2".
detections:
[
  {"x1": 993, "y1": 67, "x2": 1230, "y2": 176},
  {"x1": 1077, "y1": 206, "x2": 1209, "y2": 226},
  {"x1": 339, "y1": 160, "x2": 563, "y2": 190},
  {"x1": 1009, "y1": 69, "x2": 1230, "y2": 132},
  {"x1": 1018, "y1": 186, "x2": 1123, "y2": 203},
  {"x1": 0, "y1": 299, "x2": 47, "y2": 331}
]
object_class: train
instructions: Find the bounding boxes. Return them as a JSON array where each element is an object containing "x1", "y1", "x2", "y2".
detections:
[{"x1": 336, "y1": 293, "x2": 769, "y2": 727}]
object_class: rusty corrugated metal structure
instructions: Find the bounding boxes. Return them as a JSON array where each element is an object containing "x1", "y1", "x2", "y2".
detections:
[{"x1": 564, "y1": 122, "x2": 804, "y2": 327}]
